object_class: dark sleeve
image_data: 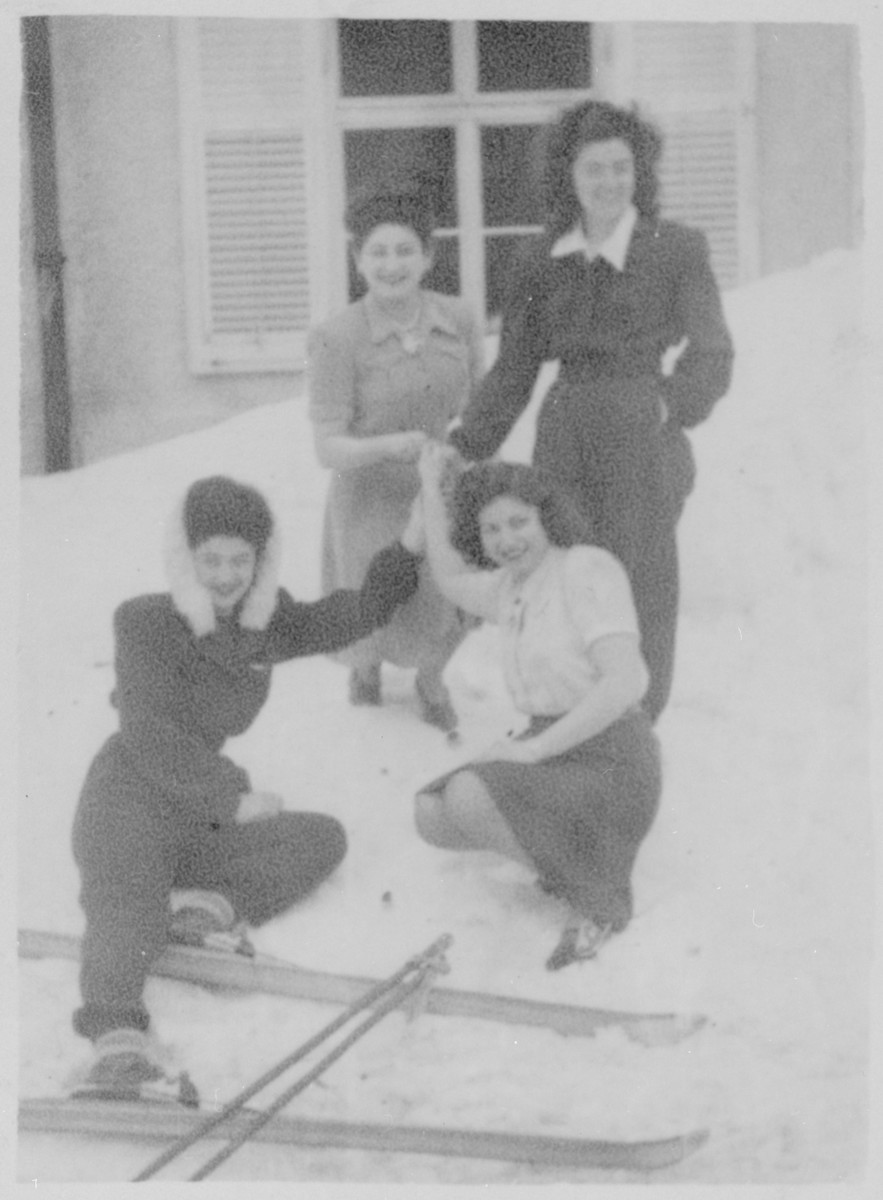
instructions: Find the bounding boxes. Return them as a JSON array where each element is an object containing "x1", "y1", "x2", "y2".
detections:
[
  {"x1": 661, "y1": 229, "x2": 734, "y2": 429},
  {"x1": 264, "y1": 541, "x2": 421, "y2": 660},
  {"x1": 449, "y1": 250, "x2": 547, "y2": 461},
  {"x1": 113, "y1": 602, "x2": 249, "y2": 825}
]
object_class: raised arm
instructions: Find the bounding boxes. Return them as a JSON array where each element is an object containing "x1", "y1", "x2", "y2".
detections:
[
  {"x1": 416, "y1": 443, "x2": 500, "y2": 620},
  {"x1": 449, "y1": 250, "x2": 546, "y2": 461},
  {"x1": 263, "y1": 540, "x2": 422, "y2": 661}
]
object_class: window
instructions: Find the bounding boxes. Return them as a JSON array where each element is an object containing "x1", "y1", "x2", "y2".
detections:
[
  {"x1": 480, "y1": 123, "x2": 546, "y2": 315},
  {"x1": 334, "y1": 21, "x2": 754, "y2": 323},
  {"x1": 177, "y1": 19, "x2": 755, "y2": 374},
  {"x1": 343, "y1": 127, "x2": 460, "y2": 299},
  {"x1": 476, "y1": 21, "x2": 592, "y2": 93},
  {"x1": 334, "y1": 21, "x2": 599, "y2": 318},
  {"x1": 338, "y1": 20, "x2": 452, "y2": 96}
]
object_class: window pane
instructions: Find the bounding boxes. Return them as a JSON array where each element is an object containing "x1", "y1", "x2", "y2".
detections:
[
  {"x1": 477, "y1": 21, "x2": 592, "y2": 93},
  {"x1": 485, "y1": 233, "x2": 535, "y2": 319},
  {"x1": 481, "y1": 125, "x2": 546, "y2": 228},
  {"x1": 349, "y1": 235, "x2": 460, "y2": 302},
  {"x1": 339, "y1": 20, "x2": 452, "y2": 97},
  {"x1": 344, "y1": 128, "x2": 457, "y2": 229}
]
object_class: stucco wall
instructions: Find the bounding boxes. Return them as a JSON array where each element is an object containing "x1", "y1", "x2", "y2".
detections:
[
  {"x1": 755, "y1": 23, "x2": 861, "y2": 275},
  {"x1": 48, "y1": 15, "x2": 299, "y2": 468}
]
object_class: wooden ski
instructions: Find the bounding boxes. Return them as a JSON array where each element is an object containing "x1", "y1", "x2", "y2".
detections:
[
  {"x1": 19, "y1": 927, "x2": 705, "y2": 1044},
  {"x1": 19, "y1": 1097, "x2": 710, "y2": 1172}
]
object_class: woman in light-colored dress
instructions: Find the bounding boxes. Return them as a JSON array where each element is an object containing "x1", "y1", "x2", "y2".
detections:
[
  {"x1": 309, "y1": 187, "x2": 484, "y2": 732},
  {"x1": 412, "y1": 445, "x2": 661, "y2": 971}
]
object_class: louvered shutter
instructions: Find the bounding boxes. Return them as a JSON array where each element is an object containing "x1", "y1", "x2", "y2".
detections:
[
  {"x1": 177, "y1": 19, "x2": 323, "y2": 373},
  {"x1": 612, "y1": 23, "x2": 757, "y2": 288}
]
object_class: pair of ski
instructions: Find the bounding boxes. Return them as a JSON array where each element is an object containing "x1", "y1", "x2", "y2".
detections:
[{"x1": 19, "y1": 927, "x2": 710, "y2": 1174}]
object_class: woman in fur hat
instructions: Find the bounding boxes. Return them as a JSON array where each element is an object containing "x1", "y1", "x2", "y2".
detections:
[{"x1": 70, "y1": 475, "x2": 421, "y2": 1103}]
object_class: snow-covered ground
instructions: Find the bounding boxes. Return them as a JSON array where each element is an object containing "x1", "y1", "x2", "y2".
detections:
[{"x1": 15, "y1": 249, "x2": 876, "y2": 1187}]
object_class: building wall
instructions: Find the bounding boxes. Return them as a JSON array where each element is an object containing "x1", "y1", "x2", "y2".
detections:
[
  {"x1": 755, "y1": 23, "x2": 861, "y2": 275},
  {"x1": 20, "y1": 18, "x2": 864, "y2": 473},
  {"x1": 46, "y1": 15, "x2": 299, "y2": 469}
]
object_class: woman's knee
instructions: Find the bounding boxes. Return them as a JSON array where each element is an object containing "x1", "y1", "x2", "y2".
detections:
[
  {"x1": 227, "y1": 812, "x2": 348, "y2": 925},
  {"x1": 275, "y1": 811, "x2": 348, "y2": 874},
  {"x1": 414, "y1": 791, "x2": 454, "y2": 847}
]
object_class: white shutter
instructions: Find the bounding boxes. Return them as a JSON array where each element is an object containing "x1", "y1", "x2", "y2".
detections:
[
  {"x1": 611, "y1": 23, "x2": 757, "y2": 288},
  {"x1": 177, "y1": 19, "x2": 323, "y2": 373}
]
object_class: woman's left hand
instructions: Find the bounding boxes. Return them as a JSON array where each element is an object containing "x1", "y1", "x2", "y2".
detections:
[{"x1": 473, "y1": 736, "x2": 540, "y2": 765}]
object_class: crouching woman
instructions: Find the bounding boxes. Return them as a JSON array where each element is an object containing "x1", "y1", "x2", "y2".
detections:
[
  {"x1": 71, "y1": 475, "x2": 421, "y2": 1101},
  {"x1": 413, "y1": 445, "x2": 661, "y2": 970}
]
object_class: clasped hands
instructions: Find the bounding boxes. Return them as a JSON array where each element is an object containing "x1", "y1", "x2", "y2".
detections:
[{"x1": 400, "y1": 440, "x2": 463, "y2": 555}]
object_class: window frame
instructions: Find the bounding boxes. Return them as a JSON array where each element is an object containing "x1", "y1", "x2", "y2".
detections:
[
  {"x1": 176, "y1": 19, "x2": 757, "y2": 375},
  {"x1": 329, "y1": 20, "x2": 611, "y2": 323}
]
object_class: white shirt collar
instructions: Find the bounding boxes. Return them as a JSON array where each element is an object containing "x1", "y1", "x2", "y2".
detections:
[{"x1": 550, "y1": 204, "x2": 638, "y2": 271}]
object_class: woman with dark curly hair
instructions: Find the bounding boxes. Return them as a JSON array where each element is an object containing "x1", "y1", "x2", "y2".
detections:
[
  {"x1": 412, "y1": 445, "x2": 661, "y2": 971},
  {"x1": 449, "y1": 100, "x2": 734, "y2": 721},
  {"x1": 309, "y1": 183, "x2": 484, "y2": 734}
]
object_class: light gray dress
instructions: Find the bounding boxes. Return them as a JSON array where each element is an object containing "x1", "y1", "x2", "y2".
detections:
[{"x1": 308, "y1": 290, "x2": 484, "y2": 676}]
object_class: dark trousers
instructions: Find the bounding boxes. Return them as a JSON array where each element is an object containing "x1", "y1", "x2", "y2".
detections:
[
  {"x1": 534, "y1": 373, "x2": 693, "y2": 722},
  {"x1": 72, "y1": 765, "x2": 347, "y2": 1041}
]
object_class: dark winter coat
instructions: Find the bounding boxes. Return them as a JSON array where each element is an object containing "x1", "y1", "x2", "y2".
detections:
[
  {"x1": 81, "y1": 540, "x2": 420, "y2": 831},
  {"x1": 450, "y1": 216, "x2": 734, "y2": 462},
  {"x1": 449, "y1": 217, "x2": 734, "y2": 721}
]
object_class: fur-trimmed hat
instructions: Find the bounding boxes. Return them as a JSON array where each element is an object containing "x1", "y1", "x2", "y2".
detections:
[
  {"x1": 165, "y1": 476, "x2": 281, "y2": 637},
  {"x1": 183, "y1": 476, "x2": 273, "y2": 555}
]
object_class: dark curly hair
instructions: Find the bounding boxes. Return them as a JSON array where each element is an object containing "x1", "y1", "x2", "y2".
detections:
[
  {"x1": 449, "y1": 461, "x2": 593, "y2": 570},
  {"x1": 345, "y1": 182, "x2": 436, "y2": 252},
  {"x1": 541, "y1": 99, "x2": 663, "y2": 239}
]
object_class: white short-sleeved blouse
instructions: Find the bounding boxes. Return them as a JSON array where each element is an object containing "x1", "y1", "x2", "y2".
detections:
[{"x1": 455, "y1": 545, "x2": 641, "y2": 716}]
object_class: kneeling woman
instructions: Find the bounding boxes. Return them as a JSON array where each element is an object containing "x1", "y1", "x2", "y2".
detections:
[
  {"x1": 72, "y1": 475, "x2": 420, "y2": 1100},
  {"x1": 414, "y1": 446, "x2": 661, "y2": 970}
]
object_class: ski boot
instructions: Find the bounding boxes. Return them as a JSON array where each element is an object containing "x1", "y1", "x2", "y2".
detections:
[
  {"x1": 69, "y1": 1028, "x2": 200, "y2": 1107},
  {"x1": 546, "y1": 919, "x2": 612, "y2": 971},
  {"x1": 349, "y1": 664, "x2": 382, "y2": 706},
  {"x1": 169, "y1": 889, "x2": 255, "y2": 957},
  {"x1": 415, "y1": 673, "x2": 459, "y2": 741}
]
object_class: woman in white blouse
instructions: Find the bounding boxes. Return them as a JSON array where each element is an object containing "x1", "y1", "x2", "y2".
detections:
[{"x1": 412, "y1": 444, "x2": 662, "y2": 970}]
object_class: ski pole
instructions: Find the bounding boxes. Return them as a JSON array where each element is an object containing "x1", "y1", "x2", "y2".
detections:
[
  {"x1": 188, "y1": 956, "x2": 444, "y2": 1180},
  {"x1": 133, "y1": 933, "x2": 452, "y2": 1181}
]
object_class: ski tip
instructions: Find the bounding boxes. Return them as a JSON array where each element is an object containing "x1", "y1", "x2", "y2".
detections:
[
  {"x1": 624, "y1": 1011, "x2": 708, "y2": 1047},
  {"x1": 681, "y1": 1127, "x2": 711, "y2": 1159}
]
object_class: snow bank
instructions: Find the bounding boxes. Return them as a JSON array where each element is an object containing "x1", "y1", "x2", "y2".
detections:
[{"x1": 17, "y1": 250, "x2": 872, "y2": 1184}]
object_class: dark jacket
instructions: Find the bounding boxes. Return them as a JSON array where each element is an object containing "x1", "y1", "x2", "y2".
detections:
[
  {"x1": 450, "y1": 218, "x2": 734, "y2": 462},
  {"x1": 89, "y1": 541, "x2": 419, "y2": 829}
]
